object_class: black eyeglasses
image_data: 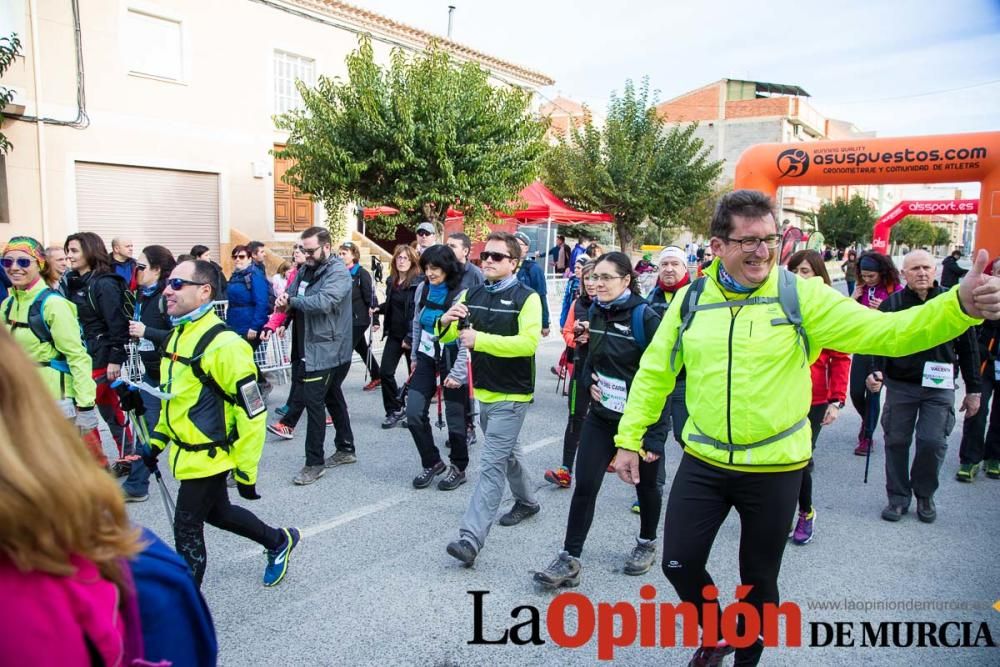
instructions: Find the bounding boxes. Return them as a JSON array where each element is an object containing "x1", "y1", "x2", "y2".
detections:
[
  {"x1": 166, "y1": 278, "x2": 208, "y2": 290},
  {"x1": 301, "y1": 246, "x2": 323, "y2": 256},
  {"x1": 480, "y1": 251, "x2": 511, "y2": 263},
  {"x1": 1, "y1": 257, "x2": 33, "y2": 269},
  {"x1": 724, "y1": 235, "x2": 781, "y2": 253},
  {"x1": 136, "y1": 263, "x2": 148, "y2": 271},
  {"x1": 416, "y1": 230, "x2": 434, "y2": 237}
]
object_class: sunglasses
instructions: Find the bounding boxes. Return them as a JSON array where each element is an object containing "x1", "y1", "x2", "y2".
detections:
[
  {"x1": 479, "y1": 251, "x2": 511, "y2": 263},
  {"x1": 166, "y1": 278, "x2": 208, "y2": 290},
  {"x1": 232, "y1": 253, "x2": 249, "y2": 260},
  {"x1": 1, "y1": 257, "x2": 34, "y2": 269},
  {"x1": 416, "y1": 230, "x2": 434, "y2": 237}
]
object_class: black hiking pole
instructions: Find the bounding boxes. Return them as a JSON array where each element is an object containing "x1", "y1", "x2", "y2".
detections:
[
  {"x1": 153, "y1": 468, "x2": 176, "y2": 523},
  {"x1": 862, "y1": 377, "x2": 881, "y2": 484}
]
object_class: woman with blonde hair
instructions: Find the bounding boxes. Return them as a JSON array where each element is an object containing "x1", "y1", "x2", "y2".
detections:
[{"x1": 0, "y1": 325, "x2": 142, "y2": 663}]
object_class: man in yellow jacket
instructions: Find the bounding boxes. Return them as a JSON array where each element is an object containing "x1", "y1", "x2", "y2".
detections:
[
  {"x1": 614, "y1": 190, "x2": 1000, "y2": 666},
  {"x1": 145, "y1": 259, "x2": 299, "y2": 587}
]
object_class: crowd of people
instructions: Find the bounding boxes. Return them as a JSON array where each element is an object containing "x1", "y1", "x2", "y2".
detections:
[{"x1": 2, "y1": 189, "x2": 1000, "y2": 666}]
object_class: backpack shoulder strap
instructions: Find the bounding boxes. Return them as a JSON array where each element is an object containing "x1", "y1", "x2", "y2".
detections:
[
  {"x1": 631, "y1": 302, "x2": 652, "y2": 349},
  {"x1": 188, "y1": 322, "x2": 238, "y2": 404},
  {"x1": 29, "y1": 288, "x2": 60, "y2": 345},
  {"x1": 671, "y1": 277, "x2": 707, "y2": 371},
  {"x1": 774, "y1": 268, "x2": 809, "y2": 363}
]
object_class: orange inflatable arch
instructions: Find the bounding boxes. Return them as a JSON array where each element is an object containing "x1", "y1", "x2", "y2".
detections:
[{"x1": 733, "y1": 131, "x2": 1000, "y2": 254}]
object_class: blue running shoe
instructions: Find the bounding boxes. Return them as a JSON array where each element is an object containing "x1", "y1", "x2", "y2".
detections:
[
  {"x1": 263, "y1": 527, "x2": 300, "y2": 587},
  {"x1": 275, "y1": 404, "x2": 290, "y2": 417}
]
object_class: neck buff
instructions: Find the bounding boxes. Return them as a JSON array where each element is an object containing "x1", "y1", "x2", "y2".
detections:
[
  {"x1": 169, "y1": 301, "x2": 213, "y2": 327},
  {"x1": 141, "y1": 284, "x2": 160, "y2": 298},
  {"x1": 349, "y1": 264, "x2": 360, "y2": 277},
  {"x1": 718, "y1": 264, "x2": 755, "y2": 294},
  {"x1": 484, "y1": 275, "x2": 518, "y2": 293},
  {"x1": 658, "y1": 271, "x2": 690, "y2": 293},
  {"x1": 596, "y1": 290, "x2": 633, "y2": 310}
]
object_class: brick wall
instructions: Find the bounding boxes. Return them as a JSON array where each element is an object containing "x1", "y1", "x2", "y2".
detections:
[
  {"x1": 656, "y1": 84, "x2": 721, "y2": 122},
  {"x1": 725, "y1": 97, "x2": 791, "y2": 119}
]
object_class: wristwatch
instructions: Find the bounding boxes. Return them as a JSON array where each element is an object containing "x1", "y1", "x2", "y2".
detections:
[{"x1": 833, "y1": 401, "x2": 845, "y2": 409}]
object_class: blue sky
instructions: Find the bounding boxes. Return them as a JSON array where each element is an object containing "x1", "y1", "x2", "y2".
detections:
[{"x1": 357, "y1": 0, "x2": 1000, "y2": 138}]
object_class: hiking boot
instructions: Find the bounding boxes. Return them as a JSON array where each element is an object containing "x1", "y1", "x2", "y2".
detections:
[
  {"x1": 688, "y1": 642, "x2": 735, "y2": 667},
  {"x1": 275, "y1": 404, "x2": 289, "y2": 417},
  {"x1": 533, "y1": 551, "x2": 581, "y2": 589},
  {"x1": 792, "y1": 508, "x2": 815, "y2": 545},
  {"x1": 985, "y1": 459, "x2": 1000, "y2": 479},
  {"x1": 124, "y1": 491, "x2": 149, "y2": 503},
  {"x1": 263, "y1": 527, "x2": 300, "y2": 587},
  {"x1": 267, "y1": 422, "x2": 294, "y2": 440},
  {"x1": 544, "y1": 466, "x2": 572, "y2": 488},
  {"x1": 854, "y1": 437, "x2": 872, "y2": 456},
  {"x1": 111, "y1": 461, "x2": 132, "y2": 478},
  {"x1": 381, "y1": 408, "x2": 406, "y2": 429},
  {"x1": 325, "y1": 450, "x2": 357, "y2": 468},
  {"x1": 293, "y1": 465, "x2": 325, "y2": 485},
  {"x1": 623, "y1": 539, "x2": 657, "y2": 576},
  {"x1": 916, "y1": 496, "x2": 936, "y2": 523},
  {"x1": 413, "y1": 461, "x2": 446, "y2": 489},
  {"x1": 498, "y1": 500, "x2": 540, "y2": 526},
  {"x1": 631, "y1": 500, "x2": 641, "y2": 514},
  {"x1": 956, "y1": 462, "x2": 980, "y2": 482},
  {"x1": 363, "y1": 378, "x2": 381, "y2": 392},
  {"x1": 881, "y1": 503, "x2": 908, "y2": 522},
  {"x1": 438, "y1": 465, "x2": 467, "y2": 491},
  {"x1": 446, "y1": 538, "x2": 477, "y2": 566}
]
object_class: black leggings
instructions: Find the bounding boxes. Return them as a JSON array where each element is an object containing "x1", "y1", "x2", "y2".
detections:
[
  {"x1": 849, "y1": 354, "x2": 880, "y2": 439},
  {"x1": 798, "y1": 403, "x2": 827, "y2": 513},
  {"x1": 379, "y1": 336, "x2": 411, "y2": 416},
  {"x1": 406, "y1": 351, "x2": 469, "y2": 471},
  {"x1": 174, "y1": 471, "x2": 284, "y2": 586},
  {"x1": 352, "y1": 325, "x2": 380, "y2": 378},
  {"x1": 561, "y1": 361, "x2": 591, "y2": 471},
  {"x1": 662, "y1": 453, "x2": 801, "y2": 665},
  {"x1": 563, "y1": 413, "x2": 662, "y2": 558}
]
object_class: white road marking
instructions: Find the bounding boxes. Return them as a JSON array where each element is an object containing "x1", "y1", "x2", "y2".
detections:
[{"x1": 522, "y1": 435, "x2": 560, "y2": 454}]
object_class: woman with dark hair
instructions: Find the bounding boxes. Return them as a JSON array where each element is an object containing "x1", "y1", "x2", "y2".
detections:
[
  {"x1": 63, "y1": 231, "x2": 132, "y2": 470},
  {"x1": 405, "y1": 244, "x2": 470, "y2": 491},
  {"x1": 190, "y1": 245, "x2": 210, "y2": 261},
  {"x1": 121, "y1": 244, "x2": 176, "y2": 502},
  {"x1": 339, "y1": 241, "x2": 381, "y2": 391},
  {"x1": 544, "y1": 259, "x2": 596, "y2": 488},
  {"x1": 376, "y1": 244, "x2": 421, "y2": 428},
  {"x1": 786, "y1": 250, "x2": 850, "y2": 544},
  {"x1": 850, "y1": 252, "x2": 902, "y2": 455},
  {"x1": 227, "y1": 244, "x2": 270, "y2": 380},
  {"x1": 841, "y1": 249, "x2": 858, "y2": 295},
  {"x1": 535, "y1": 251, "x2": 669, "y2": 588}
]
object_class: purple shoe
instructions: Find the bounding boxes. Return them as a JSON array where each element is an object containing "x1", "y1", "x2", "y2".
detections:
[{"x1": 792, "y1": 509, "x2": 815, "y2": 545}]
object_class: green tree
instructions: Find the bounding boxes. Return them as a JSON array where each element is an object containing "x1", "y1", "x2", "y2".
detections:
[
  {"x1": 274, "y1": 36, "x2": 547, "y2": 238},
  {"x1": 541, "y1": 78, "x2": 722, "y2": 252},
  {"x1": 814, "y1": 194, "x2": 876, "y2": 249},
  {"x1": 891, "y1": 216, "x2": 936, "y2": 249},
  {"x1": 0, "y1": 33, "x2": 22, "y2": 155},
  {"x1": 933, "y1": 225, "x2": 952, "y2": 250}
]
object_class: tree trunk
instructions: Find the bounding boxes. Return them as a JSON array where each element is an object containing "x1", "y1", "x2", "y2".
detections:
[{"x1": 616, "y1": 221, "x2": 635, "y2": 254}]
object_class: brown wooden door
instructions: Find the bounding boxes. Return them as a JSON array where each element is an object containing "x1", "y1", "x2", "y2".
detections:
[{"x1": 274, "y1": 145, "x2": 314, "y2": 232}]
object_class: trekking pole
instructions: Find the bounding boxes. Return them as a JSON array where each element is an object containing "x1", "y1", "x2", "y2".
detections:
[
  {"x1": 153, "y1": 468, "x2": 176, "y2": 523},
  {"x1": 863, "y1": 385, "x2": 880, "y2": 484},
  {"x1": 436, "y1": 378, "x2": 445, "y2": 429}
]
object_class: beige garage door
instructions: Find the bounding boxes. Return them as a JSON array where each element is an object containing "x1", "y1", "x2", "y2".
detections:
[{"x1": 75, "y1": 162, "x2": 220, "y2": 261}]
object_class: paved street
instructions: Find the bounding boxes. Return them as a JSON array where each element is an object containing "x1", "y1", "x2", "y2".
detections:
[{"x1": 122, "y1": 332, "x2": 1000, "y2": 666}]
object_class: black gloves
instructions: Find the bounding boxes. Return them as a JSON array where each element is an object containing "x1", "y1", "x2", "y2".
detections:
[
  {"x1": 237, "y1": 483, "x2": 261, "y2": 500},
  {"x1": 141, "y1": 445, "x2": 160, "y2": 471}
]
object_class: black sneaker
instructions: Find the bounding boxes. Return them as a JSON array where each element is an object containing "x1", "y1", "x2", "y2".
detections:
[
  {"x1": 916, "y1": 496, "x2": 936, "y2": 523},
  {"x1": 381, "y1": 408, "x2": 406, "y2": 430},
  {"x1": 533, "y1": 551, "x2": 581, "y2": 588},
  {"x1": 446, "y1": 538, "x2": 477, "y2": 566},
  {"x1": 498, "y1": 500, "x2": 540, "y2": 526},
  {"x1": 881, "y1": 503, "x2": 908, "y2": 522},
  {"x1": 413, "y1": 461, "x2": 446, "y2": 489},
  {"x1": 438, "y1": 465, "x2": 467, "y2": 491}
]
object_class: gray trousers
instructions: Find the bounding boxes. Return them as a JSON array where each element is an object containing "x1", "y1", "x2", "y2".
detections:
[
  {"x1": 882, "y1": 378, "x2": 956, "y2": 506},
  {"x1": 459, "y1": 400, "x2": 536, "y2": 552}
]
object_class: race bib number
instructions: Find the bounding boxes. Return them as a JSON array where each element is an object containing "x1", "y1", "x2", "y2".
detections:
[
  {"x1": 297, "y1": 281, "x2": 309, "y2": 297},
  {"x1": 418, "y1": 329, "x2": 436, "y2": 357},
  {"x1": 137, "y1": 337, "x2": 155, "y2": 352},
  {"x1": 921, "y1": 361, "x2": 955, "y2": 390},
  {"x1": 596, "y1": 371, "x2": 627, "y2": 413}
]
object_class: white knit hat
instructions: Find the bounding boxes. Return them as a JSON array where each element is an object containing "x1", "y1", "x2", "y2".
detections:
[{"x1": 658, "y1": 246, "x2": 686, "y2": 263}]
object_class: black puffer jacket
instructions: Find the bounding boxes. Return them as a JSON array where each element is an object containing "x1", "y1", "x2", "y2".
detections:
[
  {"x1": 133, "y1": 284, "x2": 172, "y2": 383},
  {"x1": 62, "y1": 270, "x2": 130, "y2": 369},
  {"x1": 377, "y1": 276, "x2": 419, "y2": 343},
  {"x1": 349, "y1": 265, "x2": 376, "y2": 328}
]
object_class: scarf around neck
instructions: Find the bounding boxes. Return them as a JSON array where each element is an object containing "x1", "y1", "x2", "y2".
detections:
[
  {"x1": 484, "y1": 275, "x2": 518, "y2": 293},
  {"x1": 718, "y1": 264, "x2": 755, "y2": 294}
]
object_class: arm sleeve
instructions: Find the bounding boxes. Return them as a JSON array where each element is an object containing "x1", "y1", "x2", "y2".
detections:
[
  {"x1": 205, "y1": 334, "x2": 266, "y2": 485},
  {"x1": 474, "y1": 292, "x2": 542, "y2": 357},
  {"x1": 360, "y1": 269, "x2": 374, "y2": 309},
  {"x1": 614, "y1": 290, "x2": 682, "y2": 453},
  {"x1": 533, "y1": 265, "x2": 550, "y2": 328},
  {"x1": 264, "y1": 309, "x2": 288, "y2": 331},
  {"x1": 562, "y1": 303, "x2": 578, "y2": 347},
  {"x1": 47, "y1": 298, "x2": 97, "y2": 408},
  {"x1": 99, "y1": 279, "x2": 130, "y2": 365},
  {"x1": 828, "y1": 351, "x2": 851, "y2": 403},
  {"x1": 445, "y1": 344, "x2": 469, "y2": 385},
  {"x1": 250, "y1": 271, "x2": 270, "y2": 331},
  {"x1": 290, "y1": 262, "x2": 351, "y2": 313},
  {"x1": 411, "y1": 282, "x2": 425, "y2": 347},
  {"x1": 957, "y1": 326, "x2": 982, "y2": 392}
]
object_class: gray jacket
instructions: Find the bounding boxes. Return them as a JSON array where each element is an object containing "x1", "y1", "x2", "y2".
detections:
[
  {"x1": 410, "y1": 280, "x2": 469, "y2": 385},
  {"x1": 288, "y1": 256, "x2": 352, "y2": 371}
]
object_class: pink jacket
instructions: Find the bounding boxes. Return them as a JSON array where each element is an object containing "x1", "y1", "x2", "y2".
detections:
[
  {"x1": 0, "y1": 555, "x2": 129, "y2": 666},
  {"x1": 264, "y1": 266, "x2": 299, "y2": 331},
  {"x1": 856, "y1": 282, "x2": 901, "y2": 308}
]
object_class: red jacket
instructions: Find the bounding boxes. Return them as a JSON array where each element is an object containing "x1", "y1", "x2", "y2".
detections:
[{"x1": 810, "y1": 349, "x2": 850, "y2": 407}]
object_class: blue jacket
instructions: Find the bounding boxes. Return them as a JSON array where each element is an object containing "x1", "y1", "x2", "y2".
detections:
[
  {"x1": 226, "y1": 266, "x2": 270, "y2": 336},
  {"x1": 516, "y1": 258, "x2": 549, "y2": 328},
  {"x1": 559, "y1": 276, "x2": 580, "y2": 328}
]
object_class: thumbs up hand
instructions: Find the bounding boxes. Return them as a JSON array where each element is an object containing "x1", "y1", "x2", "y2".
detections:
[{"x1": 959, "y1": 250, "x2": 1000, "y2": 319}]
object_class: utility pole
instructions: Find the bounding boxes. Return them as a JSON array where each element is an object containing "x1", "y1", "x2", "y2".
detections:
[{"x1": 447, "y1": 5, "x2": 455, "y2": 38}]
